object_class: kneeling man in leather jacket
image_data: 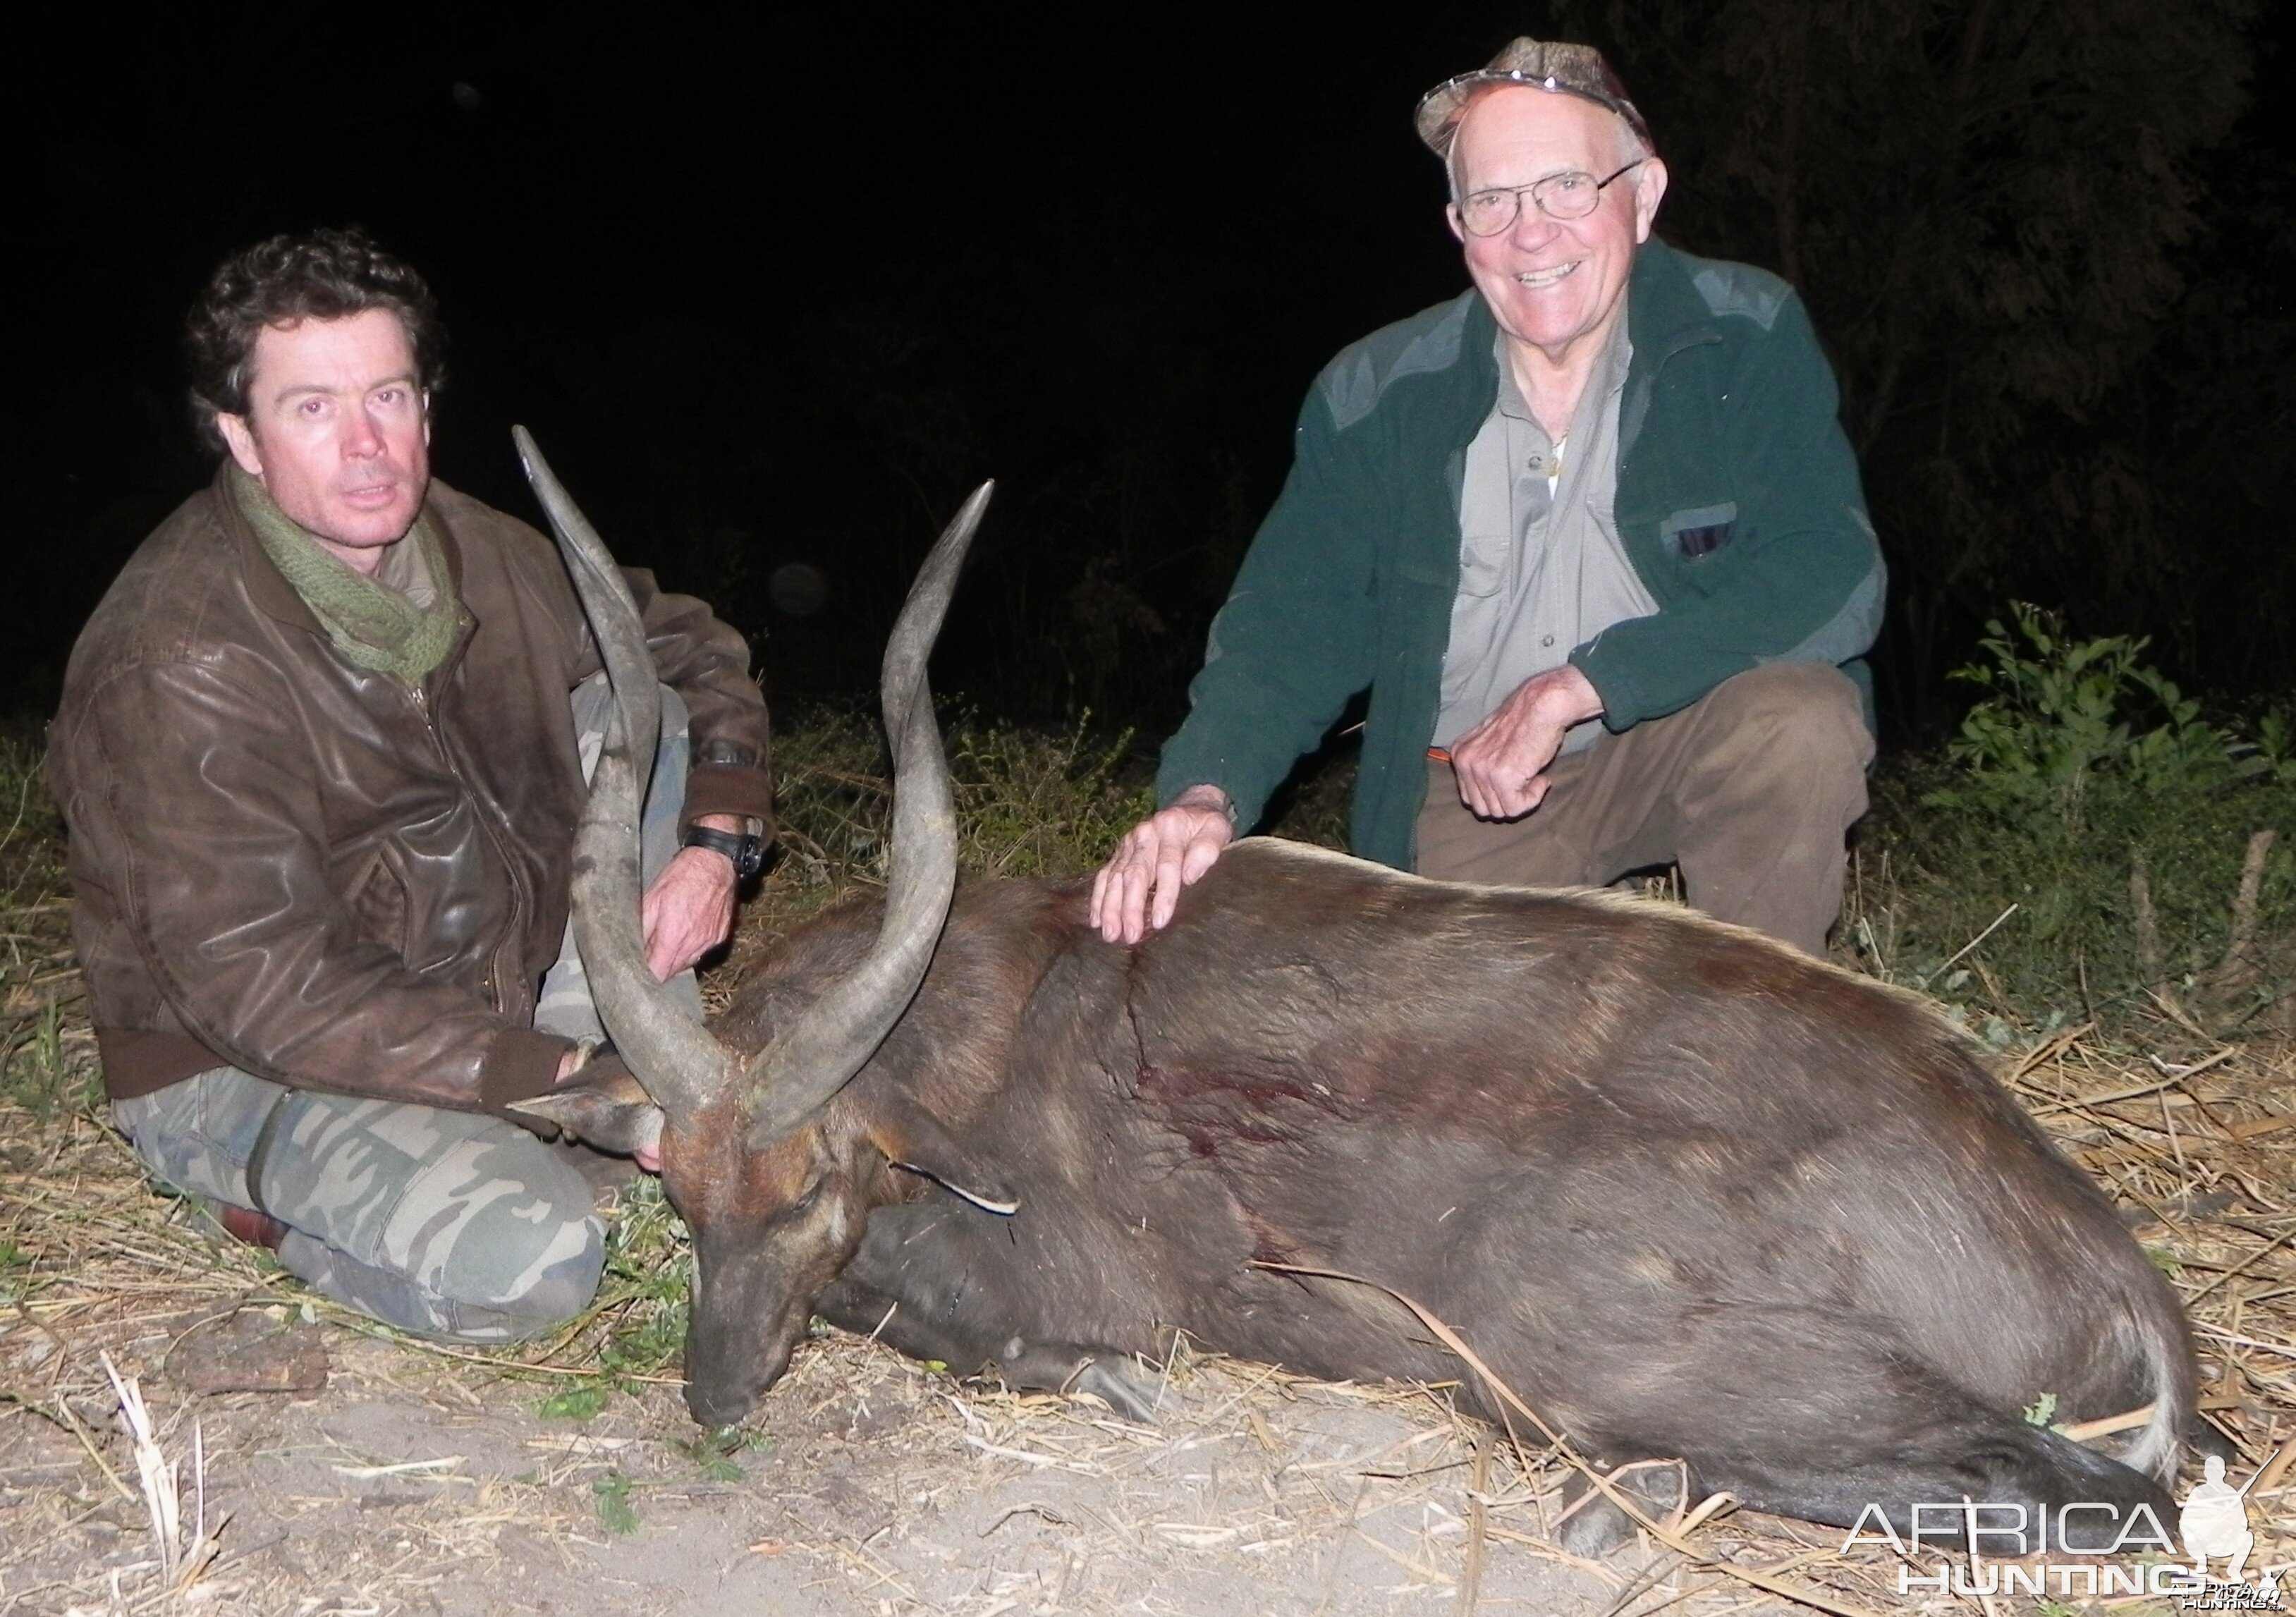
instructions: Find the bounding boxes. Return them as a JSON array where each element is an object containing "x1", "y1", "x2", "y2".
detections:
[{"x1": 47, "y1": 228, "x2": 771, "y2": 1340}]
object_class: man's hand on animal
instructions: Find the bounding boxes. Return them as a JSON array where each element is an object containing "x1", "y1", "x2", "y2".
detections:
[
  {"x1": 1446, "y1": 663, "x2": 1604, "y2": 820},
  {"x1": 1089, "y1": 785, "x2": 1233, "y2": 945},
  {"x1": 640, "y1": 814, "x2": 744, "y2": 979}
]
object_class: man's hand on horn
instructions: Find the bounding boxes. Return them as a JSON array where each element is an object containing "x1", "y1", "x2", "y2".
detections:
[{"x1": 641, "y1": 813, "x2": 744, "y2": 979}]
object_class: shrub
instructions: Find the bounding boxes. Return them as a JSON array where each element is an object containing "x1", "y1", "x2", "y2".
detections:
[{"x1": 1854, "y1": 606, "x2": 2294, "y2": 1035}]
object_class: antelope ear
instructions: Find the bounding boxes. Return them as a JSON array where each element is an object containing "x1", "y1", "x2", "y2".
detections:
[
  {"x1": 865, "y1": 1090, "x2": 1019, "y2": 1215},
  {"x1": 509, "y1": 1064, "x2": 666, "y2": 1158}
]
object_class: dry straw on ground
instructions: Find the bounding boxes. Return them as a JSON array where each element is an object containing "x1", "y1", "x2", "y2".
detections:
[{"x1": 5, "y1": 726, "x2": 2295, "y2": 1614}]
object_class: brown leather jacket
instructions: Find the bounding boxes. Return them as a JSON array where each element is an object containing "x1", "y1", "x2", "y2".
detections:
[{"x1": 47, "y1": 468, "x2": 774, "y2": 1113}]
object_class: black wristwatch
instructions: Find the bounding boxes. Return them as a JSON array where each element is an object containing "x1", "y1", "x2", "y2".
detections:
[{"x1": 683, "y1": 824, "x2": 767, "y2": 882}]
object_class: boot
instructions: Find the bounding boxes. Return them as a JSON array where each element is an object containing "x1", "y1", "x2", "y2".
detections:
[{"x1": 213, "y1": 1202, "x2": 288, "y2": 1251}]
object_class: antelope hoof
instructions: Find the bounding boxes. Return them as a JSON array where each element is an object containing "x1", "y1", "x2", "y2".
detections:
[
  {"x1": 1071, "y1": 1357, "x2": 1163, "y2": 1424},
  {"x1": 1556, "y1": 1460, "x2": 1687, "y2": 1559}
]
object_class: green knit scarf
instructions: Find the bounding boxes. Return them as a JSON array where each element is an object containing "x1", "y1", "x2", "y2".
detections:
[{"x1": 230, "y1": 465, "x2": 461, "y2": 685}]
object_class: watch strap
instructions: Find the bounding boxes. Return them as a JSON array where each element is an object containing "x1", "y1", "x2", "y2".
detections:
[{"x1": 682, "y1": 824, "x2": 764, "y2": 881}]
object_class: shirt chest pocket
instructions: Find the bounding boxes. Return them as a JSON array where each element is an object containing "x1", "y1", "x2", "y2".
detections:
[{"x1": 1450, "y1": 528, "x2": 1511, "y2": 599}]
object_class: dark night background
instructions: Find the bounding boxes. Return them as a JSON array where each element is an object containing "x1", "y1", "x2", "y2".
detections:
[{"x1": 8, "y1": 3, "x2": 2293, "y2": 746}]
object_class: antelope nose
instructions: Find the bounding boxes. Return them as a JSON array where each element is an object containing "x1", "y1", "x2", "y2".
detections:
[{"x1": 683, "y1": 1381, "x2": 756, "y2": 1431}]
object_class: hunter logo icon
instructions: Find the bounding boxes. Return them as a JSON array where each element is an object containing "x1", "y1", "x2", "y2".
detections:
[{"x1": 2182, "y1": 1454, "x2": 2264, "y2": 1589}]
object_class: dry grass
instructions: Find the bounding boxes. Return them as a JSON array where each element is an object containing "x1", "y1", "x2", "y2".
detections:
[{"x1": 8, "y1": 723, "x2": 2296, "y2": 1613}]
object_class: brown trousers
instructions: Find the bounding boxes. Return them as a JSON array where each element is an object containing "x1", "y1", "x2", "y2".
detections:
[{"x1": 1414, "y1": 663, "x2": 1874, "y2": 956}]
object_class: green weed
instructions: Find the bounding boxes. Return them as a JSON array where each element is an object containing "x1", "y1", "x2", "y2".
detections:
[
  {"x1": 581, "y1": 1173, "x2": 692, "y2": 1382},
  {"x1": 1930, "y1": 604, "x2": 2277, "y2": 829},
  {"x1": 1855, "y1": 606, "x2": 2294, "y2": 1032},
  {"x1": 592, "y1": 1470, "x2": 640, "y2": 1535},
  {"x1": 668, "y1": 1428, "x2": 759, "y2": 1482},
  {"x1": 537, "y1": 1383, "x2": 612, "y2": 1422},
  {"x1": 2, "y1": 994, "x2": 96, "y2": 1118}
]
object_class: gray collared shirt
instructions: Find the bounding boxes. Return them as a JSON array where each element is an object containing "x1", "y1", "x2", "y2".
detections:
[
  {"x1": 375, "y1": 526, "x2": 441, "y2": 609},
  {"x1": 1433, "y1": 319, "x2": 1656, "y2": 753}
]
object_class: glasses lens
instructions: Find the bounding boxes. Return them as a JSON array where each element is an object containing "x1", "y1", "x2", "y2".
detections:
[
  {"x1": 1460, "y1": 190, "x2": 1518, "y2": 236},
  {"x1": 1534, "y1": 172, "x2": 1599, "y2": 220}
]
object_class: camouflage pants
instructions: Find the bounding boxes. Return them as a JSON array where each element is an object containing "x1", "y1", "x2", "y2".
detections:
[{"x1": 111, "y1": 675, "x2": 692, "y2": 1341}]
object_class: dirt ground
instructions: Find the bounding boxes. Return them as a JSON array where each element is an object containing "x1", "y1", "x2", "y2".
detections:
[{"x1": 1, "y1": 1297, "x2": 1637, "y2": 1616}]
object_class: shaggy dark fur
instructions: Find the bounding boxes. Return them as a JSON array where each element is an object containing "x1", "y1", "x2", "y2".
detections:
[{"x1": 576, "y1": 837, "x2": 2193, "y2": 1541}]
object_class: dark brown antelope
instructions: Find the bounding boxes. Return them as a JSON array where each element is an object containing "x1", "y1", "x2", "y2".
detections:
[{"x1": 508, "y1": 427, "x2": 2196, "y2": 1548}]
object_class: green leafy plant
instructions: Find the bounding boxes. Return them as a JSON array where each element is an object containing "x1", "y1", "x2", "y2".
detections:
[
  {"x1": 578, "y1": 1175, "x2": 692, "y2": 1383},
  {"x1": 537, "y1": 1383, "x2": 612, "y2": 1422},
  {"x1": 592, "y1": 1470, "x2": 640, "y2": 1536},
  {"x1": 1931, "y1": 604, "x2": 2259, "y2": 830},
  {"x1": 669, "y1": 1429, "x2": 758, "y2": 1483},
  {"x1": 1853, "y1": 607, "x2": 2293, "y2": 1030}
]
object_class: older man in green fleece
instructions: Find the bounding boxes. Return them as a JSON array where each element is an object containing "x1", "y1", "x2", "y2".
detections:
[{"x1": 1094, "y1": 38, "x2": 1881, "y2": 957}]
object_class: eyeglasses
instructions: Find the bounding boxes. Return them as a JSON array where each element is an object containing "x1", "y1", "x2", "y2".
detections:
[{"x1": 1456, "y1": 159, "x2": 1644, "y2": 236}]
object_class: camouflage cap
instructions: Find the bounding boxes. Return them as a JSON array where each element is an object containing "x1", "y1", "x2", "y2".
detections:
[{"x1": 1414, "y1": 39, "x2": 1653, "y2": 159}]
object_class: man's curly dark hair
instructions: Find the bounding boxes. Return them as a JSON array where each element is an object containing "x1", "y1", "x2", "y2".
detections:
[{"x1": 184, "y1": 227, "x2": 446, "y2": 453}]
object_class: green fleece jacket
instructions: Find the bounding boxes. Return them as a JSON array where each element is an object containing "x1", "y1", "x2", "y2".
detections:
[{"x1": 1156, "y1": 238, "x2": 1884, "y2": 872}]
